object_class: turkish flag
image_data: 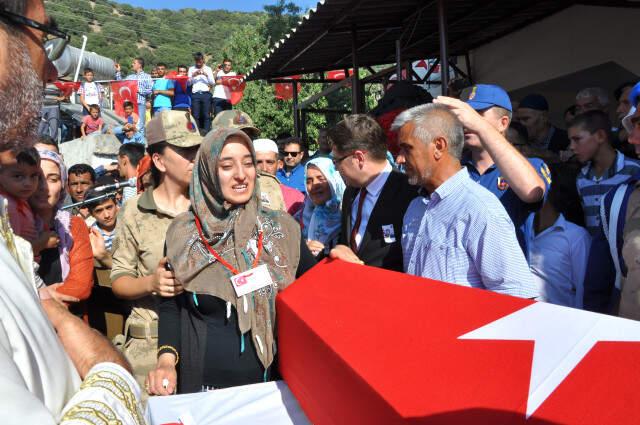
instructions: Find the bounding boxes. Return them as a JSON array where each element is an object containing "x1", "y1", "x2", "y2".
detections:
[
  {"x1": 111, "y1": 80, "x2": 138, "y2": 118},
  {"x1": 165, "y1": 71, "x2": 190, "y2": 93},
  {"x1": 219, "y1": 75, "x2": 246, "y2": 105},
  {"x1": 53, "y1": 81, "x2": 80, "y2": 98},
  {"x1": 326, "y1": 69, "x2": 353, "y2": 80},
  {"x1": 273, "y1": 75, "x2": 301, "y2": 101},
  {"x1": 277, "y1": 260, "x2": 640, "y2": 424}
]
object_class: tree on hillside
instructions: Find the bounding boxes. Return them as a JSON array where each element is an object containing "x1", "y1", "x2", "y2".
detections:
[
  {"x1": 261, "y1": 0, "x2": 301, "y2": 46},
  {"x1": 223, "y1": 22, "x2": 327, "y2": 144}
]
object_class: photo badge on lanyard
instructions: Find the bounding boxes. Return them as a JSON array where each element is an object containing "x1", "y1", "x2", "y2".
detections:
[
  {"x1": 230, "y1": 264, "x2": 274, "y2": 298},
  {"x1": 194, "y1": 214, "x2": 273, "y2": 297}
]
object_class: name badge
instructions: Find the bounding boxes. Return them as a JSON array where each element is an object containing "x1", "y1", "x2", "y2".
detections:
[
  {"x1": 230, "y1": 264, "x2": 273, "y2": 298},
  {"x1": 382, "y1": 224, "x2": 396, "y2": 243}
]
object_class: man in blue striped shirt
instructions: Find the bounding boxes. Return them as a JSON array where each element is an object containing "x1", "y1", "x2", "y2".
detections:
[
  {"x1": 394, "y1": 103, "x2": 538, "y2": 298},
  {"x1": 115, "y1": 57, "x2": 153, "y2": 127},
  {"x1": 570, "y1": 110, "x2": 640, "y2": 235}
]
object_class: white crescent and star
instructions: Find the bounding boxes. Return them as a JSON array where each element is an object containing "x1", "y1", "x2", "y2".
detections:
[{"x1": 459, "y1": 302, "x2": 640, "y2": 419}]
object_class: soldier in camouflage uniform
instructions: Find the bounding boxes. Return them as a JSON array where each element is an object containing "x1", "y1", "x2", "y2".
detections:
[{"x1": 110, "y1": 111, "x2": 202, "y2": 398}]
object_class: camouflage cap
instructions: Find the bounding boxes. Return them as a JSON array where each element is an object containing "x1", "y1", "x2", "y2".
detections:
[
  {"x1": 211, "y1": 110, "x2": 260, "y2": 139},
  {"x1": 146, "y1": 110, "x2": 203, "y2": 147}
]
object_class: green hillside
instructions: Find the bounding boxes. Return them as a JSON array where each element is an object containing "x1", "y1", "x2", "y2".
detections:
[{"x1": 45, "y1": 0, "x2": 265, "y2": 73}]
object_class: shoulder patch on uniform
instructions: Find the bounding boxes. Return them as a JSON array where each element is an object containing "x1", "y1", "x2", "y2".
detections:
[{"x1": 540, "y1": 163, "x2": 552, "y2": 186}]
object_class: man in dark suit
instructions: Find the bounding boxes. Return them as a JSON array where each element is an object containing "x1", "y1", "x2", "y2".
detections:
[{"x1": 327, "y1": 114, "x2": 418, "y2": 272}]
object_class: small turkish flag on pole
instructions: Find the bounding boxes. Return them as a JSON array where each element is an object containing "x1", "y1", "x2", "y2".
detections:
[
  {"x1": 111, "y1": 80, "x2": 138, "y2": 118},
  {"x1": 274, "y1": 75, "x2": 301, "y2": 101},
  {"x1": 278, "y1": 260, "x2": 640, "y2": 424},
  {"x1": 220, "y1": 75, "x2": 246, "y2": 105}
]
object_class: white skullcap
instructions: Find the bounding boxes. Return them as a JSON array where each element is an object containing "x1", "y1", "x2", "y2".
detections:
[{"x1": 253, "y1": 138, "x2": 279, "y2": 154}]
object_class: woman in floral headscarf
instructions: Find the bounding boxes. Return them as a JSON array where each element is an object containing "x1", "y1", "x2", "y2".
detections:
[
  {"x1": 147, "y1": 127, "x2": 317, "y2": 395},
  {"x1": 30, "y1": 150, "x2": 94, "y2": 312},
  {"x1": 303, "y1": 157, "x2": 346, "y2": 257}
]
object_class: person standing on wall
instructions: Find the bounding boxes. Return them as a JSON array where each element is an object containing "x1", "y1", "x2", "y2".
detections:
[
  {"x1": 188, "y1": 52, "x2": 215, "y2": 134},
  {"x1": 212, "y1": 58, "x2": 236, "y2": 117}
]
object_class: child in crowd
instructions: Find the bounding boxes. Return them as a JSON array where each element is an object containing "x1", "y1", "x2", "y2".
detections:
[
  {"x1": 144, "y1": 99, "x2": 152, "y2": 123},
  {"x1": 570, "y1": 110, "x2": 640, "y2": 235},
  {"x1": 123, "y1": 100, "x2": 140, "y2": 130},
  {"x1": 78, "y1": 68, "x2": 105, "y2": 116},
  {"x1": 0, "y1": 147, "x2": 41, "y2": 244},
  {"x1": 114, "y1": 101, "x2": 145, "y2": 144},
  {"x1": 81, "y1": 104, "x2": 105, "y2": 136},
  {"x1": 84, "y1": 187, "x2": 119, "y2": 268},
  {"x1": 525, "y1": 163, "x2": 590, "y2": 308}
]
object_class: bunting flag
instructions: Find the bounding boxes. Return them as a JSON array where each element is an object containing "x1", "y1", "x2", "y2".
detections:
[
  {"x1": 53, "y1": 81, "x2": 80, "y2": 98},
  {"x1": 111, "y1": 80, "x2": 138, "y2": 118},
  {"x1": 326, "y1": 69, "x2": 353, "y2": 80},
  {"x1": 165, "y1": 71, "x2": 190, "y2": 93},
  {"x1": 219, "y1": 75, "x2": 246, "y2": 105},
  {"x1": 273, "y1": 75, "x2": 301, "y2": 101}
]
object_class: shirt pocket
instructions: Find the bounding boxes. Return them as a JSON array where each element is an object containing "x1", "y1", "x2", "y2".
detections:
[{"x1": 425, "y1": 241, "x2": 471, "y2": 284}]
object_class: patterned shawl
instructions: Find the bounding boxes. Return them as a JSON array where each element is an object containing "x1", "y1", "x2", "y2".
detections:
[
  {"x1": 37, "y1": 150, "x2": 73, "y2": 281},
  {"x1": 166, "y1": 127, "x2": 300, "y2": 370},
  {"x1": 302, "y1": 157, "x2": 346, "y2": 248}
]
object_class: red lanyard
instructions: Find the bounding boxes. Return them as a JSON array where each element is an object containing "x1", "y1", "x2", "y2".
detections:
[{"x1": 194, "y1": 214, "x2": 263, "y2": 275}]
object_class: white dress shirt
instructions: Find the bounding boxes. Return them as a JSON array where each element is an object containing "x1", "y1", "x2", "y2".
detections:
[
  {"x1": 188, "y1": 65, "x2": 215, "y2": 94},
  {"x1": 525, "y1": 213, "x2": 591, "y2": 308},
  {"x1": 351, "y1": 162, "x2": 392, "y2": 250}
]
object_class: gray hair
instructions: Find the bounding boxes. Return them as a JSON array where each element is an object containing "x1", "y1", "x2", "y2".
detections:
[
  {"x1": 391, "y1": 103, "x2": 465, "y2": 159},
  {"x1": 576, "y1": 87, "x2": 610, "y2": 107}
]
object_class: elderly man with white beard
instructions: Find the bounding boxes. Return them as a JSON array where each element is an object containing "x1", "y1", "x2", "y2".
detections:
[
  {"x1": 0, "y1": 1, "x2": 144, "y2": 423},
  {"x1": 393, "y1": 103, "x2": 539, "y2": 298}
]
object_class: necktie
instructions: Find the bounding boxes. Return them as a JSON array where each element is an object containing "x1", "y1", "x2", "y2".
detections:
[{"x1": 350, "y1": 188, "x2": 367, "y2": 252}]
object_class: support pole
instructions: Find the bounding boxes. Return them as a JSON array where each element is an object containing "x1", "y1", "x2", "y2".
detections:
[
  {"x1": 437, "y1": 0, "x2": 449, "y2": 96},
  {"x1": 71, "y1": 34, "x2": 88, "y2": 105},
  {"x1": 351, "y1": 23, "x2": 361, "y2": 114},
  {"x1": 465, "y1": 51, "x2": 474, "y2": 84},
  {"x1": 395, "y1": 39, "x2": 402, "y2": 81},
  {"x1": 292, "y1": 80, "x2": 300, "y2": 138}
]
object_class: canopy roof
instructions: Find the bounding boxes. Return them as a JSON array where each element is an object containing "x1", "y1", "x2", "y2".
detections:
[{"x1": 246, "y1": 0, "x2": 638, "y2": 81}]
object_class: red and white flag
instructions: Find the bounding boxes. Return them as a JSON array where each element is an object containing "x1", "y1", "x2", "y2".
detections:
[
  {"x1": 274, "y1": 75, "x2": 301, "y2": 101},
  {"x1": 53, "y1": 81, "x2": 80, "y2": 98},
  {"x1": 219, "y1": 75, "x2": 246, "y2": 105},
  {"x1": 278, "y1": 260, "x2": 640, "y2": 425},
  {"x1": 111, "y1": 80, "x2": 138, "y2": 118},
  {"x1": 165, "y1": 70, "x2": 190, "y2": 93}
]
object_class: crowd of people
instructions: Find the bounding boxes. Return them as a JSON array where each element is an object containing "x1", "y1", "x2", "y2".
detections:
[
  {"x1": 2, "y1": 0, "x2": 640, "y2": 423},
  {"x1": 68, "y1": 53, "x2": 238, "y2": 144}
]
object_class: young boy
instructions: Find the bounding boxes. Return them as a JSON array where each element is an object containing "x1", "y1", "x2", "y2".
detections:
[
  {"x1": 0, "y1": 147, "x2": 41, "y2": 243},
  {"x1": 114, "y1": 101, "x2": 143, "y2": 143},
  {"x1": 81, "y1": 104, "x2": 104, "y2": 136},
  {"x1": 123, "y1": 101, "x2": 140, "y2": 130},
  {"x1": 84, "y1": 187, "x2": 119, "y2": 268},
  {"x1": 570, "y1": 110, "x2": 640, "y2": 235},
  {"x1": 525, "y1": 163, "x2": 590, "y2": 308},
  {"x1": 78, "y1": 68, "x2": 105, "y2": 116}
]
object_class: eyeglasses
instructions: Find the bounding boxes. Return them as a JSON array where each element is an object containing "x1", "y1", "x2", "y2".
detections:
[
  {"x1": 284, "y1": 151, "x2": 300, "y2": 157},
  {"x1": 0, "y1": 8, "x2": 70, "y2": 61},
  {"x1": 331, "y1": 152, "x2": 355, "y2": 166}
]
